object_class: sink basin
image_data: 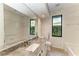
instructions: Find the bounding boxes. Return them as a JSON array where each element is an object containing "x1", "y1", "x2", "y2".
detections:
[{"x1": 25, "y1": 43, "x2": 40, "y2": 52}]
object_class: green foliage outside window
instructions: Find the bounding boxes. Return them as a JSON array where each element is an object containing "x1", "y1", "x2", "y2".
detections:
[
  {"x1": 52, "y1": 15, "x2": 62, "y2": 37},
  {"x1": 30, "y1": 19, "x2": 35, "y2": 35}
]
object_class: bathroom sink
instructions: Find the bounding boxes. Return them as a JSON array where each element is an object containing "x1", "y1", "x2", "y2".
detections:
[{"x1": 25, "y1": 43, "x2": 40, "y2": 52}]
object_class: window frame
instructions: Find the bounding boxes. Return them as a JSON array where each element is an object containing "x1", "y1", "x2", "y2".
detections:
[
  {"x1": 30, "y1": 19, "x2": 36, "y2": 35},
  {"x1": 52, "y1": 15, "x2": 62, "y2": 37}
]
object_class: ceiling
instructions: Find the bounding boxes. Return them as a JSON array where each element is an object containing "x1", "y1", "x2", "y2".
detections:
[
  {"x1": 5, "y1": 3, "x2": 59, "y2": 19},
  {"x1": 47, "y1": 3, "x2": 61, "y2": 12}
]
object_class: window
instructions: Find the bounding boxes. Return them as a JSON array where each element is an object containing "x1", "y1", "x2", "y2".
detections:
[
  {"x1": 52, "y1": 15, "x2": 62, "y2": 37},
  {"x1": 30, "y1": 19, "x2": 35, "y2": 35}
]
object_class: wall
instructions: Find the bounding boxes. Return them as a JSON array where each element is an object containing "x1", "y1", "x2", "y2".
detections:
[
  {"x1": 0, "y1": 4, "x2": 4, "y2": 49},
  {"x1": 41, "y1": 4, "x2": 79, "y2": 51},
  {"x1": 4, "y1": 4, "x2": 29, "y2": 46},
  {"x1": 37, "y1": 18, "x2": 42, "y2": 38},
  {"x1": 62, "y1": 4, "x2": 79, "y2": 45},
  {"x1": 4, "y1": 4, "x2": 39, "y2": 47}
]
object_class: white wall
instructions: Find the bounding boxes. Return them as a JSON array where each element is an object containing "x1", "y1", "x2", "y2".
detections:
[
  {"x1": 0, "y1": 4, "x2": 4, "y2": 49},
  {"x1": 41, "y1": 4, "x2": 79, "y2": 50}
]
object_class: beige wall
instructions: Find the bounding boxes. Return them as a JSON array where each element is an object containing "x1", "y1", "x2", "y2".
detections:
[
  {"x1": 4, "y1": 4, "x2": 28, "y2": 46},
  {"x1": 37, "y1": 18, "x2": 42, "y2": 38},
  {"x1": 41, "y1": 4, "x2": 79, "y2": 50},
  {"x1": 62, "y1": 4, "x2": 79, "y2": 45},
  {"x1": 0, "y1": 4, "x2": 4, "y2": 49},
  {"x1": 4, "y1": 4, "x2": 39, "y2": 47}
]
